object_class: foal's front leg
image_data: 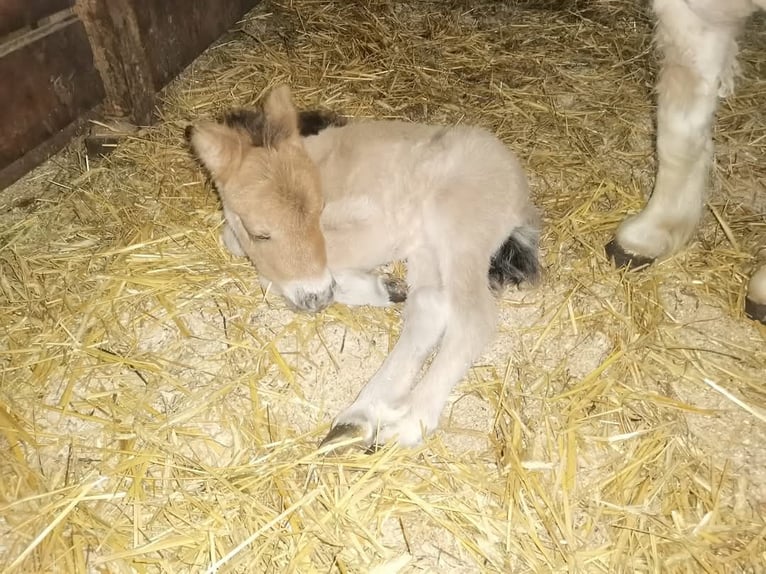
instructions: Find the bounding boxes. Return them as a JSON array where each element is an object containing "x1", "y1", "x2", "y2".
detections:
[
  {"x1": 331, "y1": 269, "x2": 407, "y2": 307},
  {"x1": 323, "y1": 220, "x2": 407, "y2": 307}
]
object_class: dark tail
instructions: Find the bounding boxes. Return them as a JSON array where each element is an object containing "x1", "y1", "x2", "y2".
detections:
[{"x1": 489, "y1": 225, "x2": 541, "y2": 291}]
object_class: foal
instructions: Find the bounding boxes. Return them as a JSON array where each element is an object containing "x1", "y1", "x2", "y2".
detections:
[{"x1": 187, "y1": 85, "x2": 540, "y2": 448}]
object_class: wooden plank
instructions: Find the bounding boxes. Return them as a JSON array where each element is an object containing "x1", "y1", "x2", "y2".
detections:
[
  {"x1": 76, "y1": 0, "x2": 155, "y2": 123},
  {"x1": 76, "y1": 0, "x2": 258, "y2": 124},
  {"x1": 0, "y1": 18, "x2": 104, "y2": 182},
  {"x1": 131, "y1": 0, "x2": 259, "y2": 89},
  {"x1": 0, "y1": 0, "x2": 74, "y2": 38}
]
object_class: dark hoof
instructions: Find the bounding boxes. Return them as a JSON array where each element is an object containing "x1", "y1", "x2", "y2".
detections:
[
  {"x1": 384, "y1": 276, "x2": 408, "y2": 303},
  {"x1": 745, "y1": 298, "x2": 766, "y2": 324},
  {"x1": 319, "y1": 422, "x2": 366, "y2": 452},
  {"x1": 605, "y1": 239, "x2": 655, "y2": 270}
]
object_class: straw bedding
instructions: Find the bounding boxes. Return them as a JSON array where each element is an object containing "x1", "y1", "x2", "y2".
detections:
[{"x1": 1, "y1": 0, "x2": 765, "y2": 571}]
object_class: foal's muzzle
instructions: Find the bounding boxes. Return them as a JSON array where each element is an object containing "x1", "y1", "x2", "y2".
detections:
[
  {"x1": 283, "y1": 276, "x2": 336, "y2": 313},
  {"x1": 297, "y1": 285, "x2": 335, "y2": 312}
]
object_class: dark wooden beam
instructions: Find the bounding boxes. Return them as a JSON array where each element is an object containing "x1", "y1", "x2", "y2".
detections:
[{"x1": 75, "y1": 0, "x2": 155, "y2": 124}]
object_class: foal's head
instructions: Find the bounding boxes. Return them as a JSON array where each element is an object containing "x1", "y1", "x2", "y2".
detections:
[{"x1": 187, "y1": 85, "x2": 333, "y2": 312}]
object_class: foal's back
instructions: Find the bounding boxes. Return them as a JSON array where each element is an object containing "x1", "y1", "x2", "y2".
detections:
[
  {"x1": 306, "y1": 120, "x2": 526, "y2": 200},
  {"x1": 304, "y1": 120, "x2": 534, "y2": 259}
]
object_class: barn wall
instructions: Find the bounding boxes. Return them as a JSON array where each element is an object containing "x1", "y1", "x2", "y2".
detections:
[
  {"x1": 133, "y1": 0, "x2": 257, "y2": 90},
  {"x1": 0, "y1": 0, "x2": 259, "y2": 191},
  {"x1": 0, "y1": 0, "x2": 74, "y2": 38}
]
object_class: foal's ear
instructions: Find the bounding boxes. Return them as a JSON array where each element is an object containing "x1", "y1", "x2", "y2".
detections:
[
  {"x1": 187, "y1": 121, "x2": 248, "y2": 177},
  {"x1": 262, "y1": 85, "x2": 299, "y2": 147}
]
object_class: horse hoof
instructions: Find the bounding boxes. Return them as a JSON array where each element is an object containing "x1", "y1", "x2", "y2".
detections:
[
  {"x1": 384, "y1": 276, "x2": 408, "y2": 303},
  {"x1": 319, "y1": 422, "x2": 367, "y2": 452},
  {"x1": 605, "y1": 239, "x2": 655, "y2": 270},
  {"x1": 744, "y1": 298, "x2": 766, "y2": 325}
]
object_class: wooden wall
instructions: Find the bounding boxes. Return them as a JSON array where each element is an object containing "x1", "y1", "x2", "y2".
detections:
[{"x1": 0, "y1": 0, "x2": 259, "y2": 190}]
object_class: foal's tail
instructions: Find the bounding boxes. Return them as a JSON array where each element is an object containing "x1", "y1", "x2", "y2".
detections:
[{"x1": 489, "y1": 225, "x2": 541, "y2": 291}]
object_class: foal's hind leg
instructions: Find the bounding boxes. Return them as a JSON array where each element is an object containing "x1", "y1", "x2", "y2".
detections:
[
  {"x1": 323, "y1": 249, "x2": 497, "y2": 449},
  {"x1": 321, "y1": 252, "x2": 446, "y2": 447},
  {"x1": 373, "y1": 268, "x2": 496, "y2": 447}
]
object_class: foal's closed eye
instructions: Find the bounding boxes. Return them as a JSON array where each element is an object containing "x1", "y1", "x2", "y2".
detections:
[{"x1": 248, "y1": 231, "x2": 271, "y2": 241}]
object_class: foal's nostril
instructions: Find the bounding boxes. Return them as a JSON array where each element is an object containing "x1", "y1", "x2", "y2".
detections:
[
  {"x1": 297, "y1": 291, "x2": 322, "y2": 313},
  {"x1": 298, "y1": 287, "x2": 334, "y2": 312},
  {"x1": 290, "y1": 279, "x2": 335, "y2": 313},
  {"x1": 184, "y1": 125, "x2": 194, "y2": 141}
]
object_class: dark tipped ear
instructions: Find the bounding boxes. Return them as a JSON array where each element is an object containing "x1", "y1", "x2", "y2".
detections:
[
  {"x1": 297, "y1": 110, "x2": 347, "y2": 136},
  {"x1": 188, "y1": 121, "x2": 247, "y2": 177},
  {"x1": 223, "y1": 108, "x2": 266, "y2": 146},
  {"x1": 262, "y1": 85, "x2": 299, "y2": 147}
]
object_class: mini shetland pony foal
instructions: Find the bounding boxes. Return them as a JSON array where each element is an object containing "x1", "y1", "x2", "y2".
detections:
[{"x1": 187, "y1": 85, "x2": 539, "y2": 448}]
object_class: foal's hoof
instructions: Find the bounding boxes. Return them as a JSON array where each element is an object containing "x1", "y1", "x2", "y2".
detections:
[
  {"x1": 384, "y1": 276, "x2": 408, "y2": 303},
  {"x1": 605, "y1": 239, "x2": 655, "y2": 270},
  {"x1": 745, "y1": 298, "x2": 766, "y2": 324},
  {"x1": 319, "y1": 423, "x2": 367, "y2": 452}
]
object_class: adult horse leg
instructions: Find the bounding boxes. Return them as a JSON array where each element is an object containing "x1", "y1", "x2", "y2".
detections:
[
  {"x1": 608, "y1": 0, "x2": 745, "y2": 265},
  {"x1": 746, "y1": 266, "x2": 766, "y2": 323},
  {"x1": 607, "y1": 1, "x2": 765, "y2": 322}
]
